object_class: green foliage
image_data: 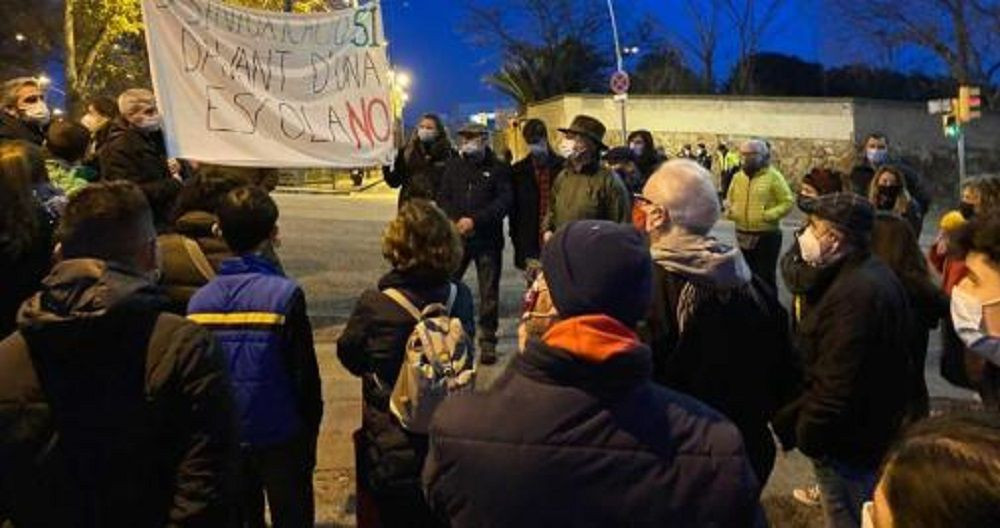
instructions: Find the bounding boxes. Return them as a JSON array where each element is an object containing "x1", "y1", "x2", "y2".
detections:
[
  {"x1": 486, "y1": 38, "x2": 611, "y2": 109},
  {"x1": 0, "y1": 0, "x2": 61, "y2": 79},
  {"x1": 630, "y1": 47, "x2": 703, "y2": 95}
]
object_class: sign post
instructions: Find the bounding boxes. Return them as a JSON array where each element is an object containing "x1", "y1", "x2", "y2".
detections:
[{"x1": 610, "y1": 70, "x2": 630, "y2": 142}]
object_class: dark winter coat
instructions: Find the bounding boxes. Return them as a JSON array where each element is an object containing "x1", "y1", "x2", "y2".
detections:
[
  {"x1": 0, "y1": 205, "x2": 53, "y2": 339},
  {"x1": 336, "y1": 270, "x2": 474, "y2": 495},
  {"x1": 0, "y1": 113, "x2": 45, "y2": 145},
  {"x1": 509, "y1": 151, "x2": 563, "y2": 269},
  {"x1": 423, "y1": 315, "x2": 764, "y2": 528},
  {"x1": 773, "y1": 251, "x2": 915, "y2": 468},
  {"x1": 0, "y1": 259, "x2": 236, "y2": 527},
  {"x1": 98, "y1": 119, "x2": 182, "y2": 230},
  {"x1": 853, "y1": 160, "x2": 931, "y2": 218},
  {"x1": 641, "y1": 243, "x2": 801, "y2": 483},
  {"x1": 383, "y1": 136, "x2": 454, "y2": 205},
  {"x1": 157, "y1": 211, "x2": 234, "y2": 315},
  {"x1": 435, "y1": 149, "x2": 513, "y2": 251}
]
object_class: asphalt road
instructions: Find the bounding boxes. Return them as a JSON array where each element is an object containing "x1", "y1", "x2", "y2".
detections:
[{"x1": 273, "y1": 190, "x2": 978, "y2": 527}]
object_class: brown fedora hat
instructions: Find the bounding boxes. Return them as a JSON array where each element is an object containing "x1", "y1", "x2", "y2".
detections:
[{"x1": 558, "y1": 114, "x2": 608, "y2": 151}]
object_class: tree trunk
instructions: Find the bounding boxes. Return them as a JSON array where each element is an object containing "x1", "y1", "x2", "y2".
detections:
[{"x1": 64, "y1": 0, "x2": 79, "y2": 111}]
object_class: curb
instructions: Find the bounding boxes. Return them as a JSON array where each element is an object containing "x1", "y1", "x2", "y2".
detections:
[{"x1": 276, "y1": 179, "x2": 389, "y2": 196}]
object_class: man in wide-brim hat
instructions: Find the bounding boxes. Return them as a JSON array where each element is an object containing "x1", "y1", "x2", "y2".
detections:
[{"x1": 542, "y1": 115, "x2": 630, "y2": 240}]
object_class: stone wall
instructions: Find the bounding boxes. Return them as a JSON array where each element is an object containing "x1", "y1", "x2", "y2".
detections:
[{"x1": 523, "y1": 94, "x2": 1000, "y2": 204}]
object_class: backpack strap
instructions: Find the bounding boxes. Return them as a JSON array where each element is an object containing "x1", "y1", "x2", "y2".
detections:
[
  {"x1": 383, "y1": 288, "x2": 423, "y2": 321},
  {"x1": 445, "y1": 284, "x2": 457, "y2": 315}
]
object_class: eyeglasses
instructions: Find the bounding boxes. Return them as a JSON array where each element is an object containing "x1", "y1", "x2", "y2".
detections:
[
  {"x1": 21, "y1": 94, "x2": 44, "y2": 104},
  {"x1": 633, "y1": 194, "x2": 653, "y2": 206}
]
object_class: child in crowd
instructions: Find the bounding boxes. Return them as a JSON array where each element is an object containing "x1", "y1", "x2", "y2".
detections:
[
  {"x1": 44, "y1": 118, "x2": 95, "y2": 195},
  {"x1": 187, "y1": 186, "x2": 322, "y2": 528}
]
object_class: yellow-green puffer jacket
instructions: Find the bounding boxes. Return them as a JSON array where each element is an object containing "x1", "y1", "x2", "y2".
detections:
[{"x1": 725, "y1": 165, "x2": 794, "y2": 232}]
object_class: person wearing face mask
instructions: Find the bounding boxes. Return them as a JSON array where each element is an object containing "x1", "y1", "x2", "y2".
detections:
[
  {"x1": 949, "y1": 212, "x2": 1000, "y2": 409},
  {"x1": 99, "y1": 88, "x2": 183, "y2": 232},
  {"x1": 435, "y1": 123, "x2": 512, "y2": 365},
  {"x1": 0, "y1": 77, "x2": 50, "y2": 146},
  {"x1": 725, "y1": 139, "x2": 794, "y2": 290},
  {"x1": 0, "y1": 181, "x2": 236, "y2": 527},
  {"x1": 542, "y1": 115, "x2": 630, "y2": 238},
  {"x1": 638, "y1": 159, "x2": 800, "y2": 487},
  {"x1": 79, "y1": 95, "x2": 118, "y2": 174},
  {"x1": 868, "y1": 166, "x2": 922, "y2": 235},
  {"x1": 852, "y1": 133, "x2": 931, "y2": 220},
  {"x1": 626, "y1": 129, "x2": 665, "y2": 182},
  {"x1": 772, "y1": 192, "x2": 915, "y2": 528},
  {"x1": 384, "y1": 113, "x2": 454, "y2": 207},
  {"x1": 509, "y1": 119, "x2": 563, "y2": 273}
]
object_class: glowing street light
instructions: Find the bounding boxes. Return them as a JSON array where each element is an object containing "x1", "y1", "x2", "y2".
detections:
[
  {"x1": 36, "y1": 74, "x2": 51, "y2": 86},
  {"x1": 395, "y1": 72, "x2": 411, "y2": 89},
  {"x1": 52, "y1": 108, "x2": 64, "y2": 117},
  {"x1": 15, "y1": 33, "x2": 26, "y2": 42}
]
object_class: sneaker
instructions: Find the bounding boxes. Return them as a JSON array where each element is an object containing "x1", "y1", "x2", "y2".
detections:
[
  {"x1": 792, "y1": 484, "x2": 822, "y2": 507},
  {"x1": 480, "y1": 342, "x2": 498, "y2": 365}
]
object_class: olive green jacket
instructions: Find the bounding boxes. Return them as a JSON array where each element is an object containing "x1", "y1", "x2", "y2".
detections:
[
  {"x1": 543, "y1": 165, "x2": 630, "y2": 233},
  {"x1": 725, "y1": 165, "x2": 794, "y2": 232}
]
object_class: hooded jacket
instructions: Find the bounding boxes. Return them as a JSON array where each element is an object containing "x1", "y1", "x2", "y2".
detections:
[
  {"x1": 626, "y1": 130, "x2": 665, "y2": 181},
  {"x1": 642, "y1": 230, "x2": 801, "y2": 482},
  {"x1": 424, "y1": 314, "x2": 764, "y2": 527},
  {"x1": 98, "y1": 118, "x2": 182, "y2": 230},
  {"x1": 157, "y1": 211, "x2": 234, "y2": 315},
  {"x1": 0, "y1": 259, "x2": 236, "y2": 527}
]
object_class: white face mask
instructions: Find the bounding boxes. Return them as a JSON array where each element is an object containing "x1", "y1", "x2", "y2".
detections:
[
  {"x1": 21, "y1": 101, "x2": 50, "y2": 125},
  {"x1": 417, "y1": 127, "x2": 437, "y2": 142},
  {"x1": 951, "y1": 287, "x2": 1000, "y2": 364},
  {"x1": 528, "y1": 142, "x2": 547, "y2": 156},
  {"x1": 459, "y1": 139, "x2": 483, "y2": 157},
  {"x1": 798, "y1": 227, "x2": 825, "y2": 266},
  {"x1": 136, "y1": 115, "x2": 161, "y2": 132},
  {"x1": 558, "y1": 137, "x2": 577, "y2": 159}
]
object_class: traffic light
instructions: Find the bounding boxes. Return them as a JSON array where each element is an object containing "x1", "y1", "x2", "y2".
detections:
[
  {"x1": 943, "y1": 113, "x2": 961, "y2": 139},
  {"x1": 957, "y1": 85, "x2": 982, "y2": 123}
]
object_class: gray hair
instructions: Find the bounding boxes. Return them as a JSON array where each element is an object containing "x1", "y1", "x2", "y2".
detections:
[
  {"x1": 741, "y1": 138, "x2": 770, "y2": 156},
  {"x1": 644, "y1": 159, "x2": 720, "y2": 235},
  {"x1": 1, "y1": 77, "x2": 40, "y2": 109},
  {"x1": 117, "y1": 88, "x2": 156, "y2": 117}
]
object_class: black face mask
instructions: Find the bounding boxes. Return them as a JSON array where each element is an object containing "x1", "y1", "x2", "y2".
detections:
[
  {"x1": 876, "y1": 185, "x2": 902, "y2": 209},
  {"x1": 797, "y1": 193, "x2": 817, "y2": 212},
  {"x1": 960, "y1": 201, "x2": 976, "y2": 220}
]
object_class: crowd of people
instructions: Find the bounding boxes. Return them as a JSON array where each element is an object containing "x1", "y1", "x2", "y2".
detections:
[{"x1": 0, "y1": 73, "x2": 999, "y2": 528}]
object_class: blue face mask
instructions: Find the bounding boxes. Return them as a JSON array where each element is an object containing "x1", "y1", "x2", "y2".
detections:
[{"x1": 866, "y1": 148, "x2": 888, "y2": 166}]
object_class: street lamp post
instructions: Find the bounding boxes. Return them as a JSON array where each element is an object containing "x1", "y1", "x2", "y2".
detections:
[{"x1": 605, "y1": 0, "x2": 627, "y2": 143}]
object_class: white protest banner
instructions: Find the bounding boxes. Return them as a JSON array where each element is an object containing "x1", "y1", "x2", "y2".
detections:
[{"x1": 140, "y1": 0, "x2": 395, "y2": 167}]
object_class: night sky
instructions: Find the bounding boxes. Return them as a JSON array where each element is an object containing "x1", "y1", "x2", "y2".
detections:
[{"x1": 383, "y1": 0, "x2": 827, "y2": 121}]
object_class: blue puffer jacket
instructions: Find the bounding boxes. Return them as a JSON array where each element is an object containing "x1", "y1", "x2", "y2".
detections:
[{"x1": 188, "y1": 254, "x2": 302, "y2": 447}]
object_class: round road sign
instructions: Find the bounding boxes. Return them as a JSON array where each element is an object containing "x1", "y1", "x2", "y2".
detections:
[{"x1": 610, "y1": 70, "x2": 630, "y2": 95}]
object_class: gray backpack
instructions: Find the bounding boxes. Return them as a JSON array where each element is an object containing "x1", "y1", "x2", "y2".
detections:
[{"x1": 383, "y1": 285, "x2": 476, "y2": 433}]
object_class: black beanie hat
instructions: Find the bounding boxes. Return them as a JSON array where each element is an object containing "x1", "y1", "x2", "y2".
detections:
[{"x1": 542, "y1": 220, "x2": 652, "y2": 326}]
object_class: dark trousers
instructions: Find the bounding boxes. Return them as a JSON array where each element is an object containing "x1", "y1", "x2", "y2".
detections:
[
  {"x1": 739, "y1": 230, "x2": 782, "y2": 291},
  {"x1": 454, "y1": 244, "x2": 502, "y2": 345},
  {"x1": 232, "y1": 434, "x2": 316, "y2": 528}
]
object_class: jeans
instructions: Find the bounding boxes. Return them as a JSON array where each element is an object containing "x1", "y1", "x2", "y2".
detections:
[
  {"x1": 739, "y1": 229, "x2": 782, "y2": 291},
  {"x1": 812, "y1": 458, "x2": 878, "y2": 528},
  {"x1": 454, "y1": 244, "x2": 502, "y2": 345},
  {"x1": 233, "y1": 434, "x2": 316, "y2": 528}
]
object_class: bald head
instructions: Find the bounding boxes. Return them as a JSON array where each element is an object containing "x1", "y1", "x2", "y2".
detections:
[{"x1": 642, "y1": 159, "x2": 719, "y2": 235}]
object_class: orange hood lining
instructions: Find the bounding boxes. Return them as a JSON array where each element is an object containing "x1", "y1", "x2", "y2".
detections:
[{"x1": 542, "y1": 315, "x2": 642, "y2": 363}]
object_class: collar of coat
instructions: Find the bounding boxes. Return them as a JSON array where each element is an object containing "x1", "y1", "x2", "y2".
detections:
[{"x1": 515, "y1": 315, "x2": 652, "y2": 393}]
